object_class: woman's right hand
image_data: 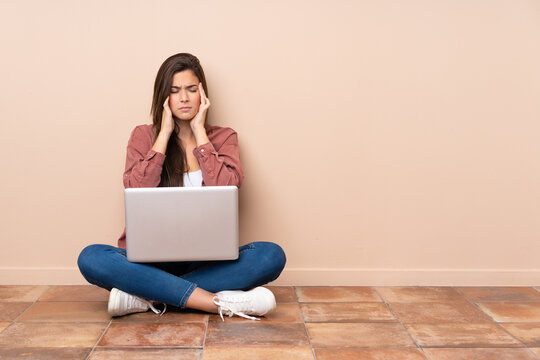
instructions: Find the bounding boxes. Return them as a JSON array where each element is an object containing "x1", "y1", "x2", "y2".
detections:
[
  {"x1": 160, "y1": 96, "x2": 174, "y2": 136},
  {"x1": 152, "y1": 97, "x2": 174, "y2": 155}
]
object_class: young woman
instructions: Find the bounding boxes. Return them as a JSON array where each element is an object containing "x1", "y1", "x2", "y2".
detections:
[{"x1": 77, "y1": 53, "x2": 286, "y2": 320}]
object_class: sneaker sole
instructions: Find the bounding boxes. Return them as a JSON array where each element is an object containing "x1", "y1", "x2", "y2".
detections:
[{"x1": 108, "y1": 288, "x2": 120, "y2": 316}]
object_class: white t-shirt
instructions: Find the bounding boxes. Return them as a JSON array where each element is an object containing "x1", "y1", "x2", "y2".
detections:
[{"x1": 183, "y1": 169, "x2": 203, "y2": 187}]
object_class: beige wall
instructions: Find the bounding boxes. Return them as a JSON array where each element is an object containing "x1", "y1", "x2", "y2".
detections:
[{"x1": 1, "y1": 0, "x2": 539, "y2": 285}]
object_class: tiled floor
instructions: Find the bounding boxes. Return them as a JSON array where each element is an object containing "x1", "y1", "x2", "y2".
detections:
[{"x1": 1, "y1": 286, "x2": 540, "y2": 359}]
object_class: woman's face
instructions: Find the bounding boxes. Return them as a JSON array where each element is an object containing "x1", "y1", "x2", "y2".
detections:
[{"x1": 169, "y1": 70, "x2": 201, "y2": 121}]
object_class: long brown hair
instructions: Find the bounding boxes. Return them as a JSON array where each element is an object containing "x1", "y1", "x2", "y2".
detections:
[{"x1": 151, "y1": 53, "x2": 209, "y2": 187}]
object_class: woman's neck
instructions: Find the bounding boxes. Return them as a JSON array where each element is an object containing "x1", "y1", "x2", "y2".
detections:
[{"x1": 176, "y1": 120, "x2": 196, "y2": 144}]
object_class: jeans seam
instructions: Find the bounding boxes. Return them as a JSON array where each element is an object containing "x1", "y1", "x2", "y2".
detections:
[
  {"x1": 179, "y1": 282, "x2": 197, "y2": 308},
  {"x1": 239, "y1": 243, "x2": 255, "y2": 254}
]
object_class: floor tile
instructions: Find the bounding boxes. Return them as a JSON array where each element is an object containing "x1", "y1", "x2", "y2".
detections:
[
  {"x1": 457, "y1": 287, "x2": 540, "y2": 302},
  {"x1": 376, "y1": 287, "x2": 464, "y2": 303},
  {"x1": 266, "y1": 286, "x2": 297, "y2": 303},
  {"x1": 205, "y1": 322, "x2": 309, "y2": 347},
  {"x1": 0, "y1": 286, "x2": 49, "y2": 302},
  {"x1": 0, "y1": 302, "x2": 32, "y2": 321},
  {"x1": 16, "y1": 301, "x2": 110, "y2": 323},
  {"x1": 422, "y1": 348, "x2": 538, "y2": 359},
  {"x1": 405, "y1": 323, "x2": 522, "y2": 347},
  {"x1": 301, "y1": 302, "x2": 396, "y2": 322},
  {"x1": 39, "y1": 285, "x2": 109, "y2": 302},
  {"x1": 90, "y1": 348, "x2": 202, "y2": 359},
  {"x1": 477, "y1": 302, "x2": 540, "y2": 322},
  {"x1": 295, "y1": 287, "x2": 380, "y2": 302},
  {"x1": 0, "y1": 322, "x2": 10, "y2": 332},
  {"x1": 499, "y1": 323, "x2": 540, "y2": 346},
  {"x1": 0, "y1": 347, "x2": 91, "y2": 359},
  {"x1": 0, "y1": 322, "x2": 107, "y2": 347},
  {"x1": 209, "y1": 303, "x2": 303, "y2": 323},
  {"x1": 202, "y1": 347, "x2": 314, "y2": 360},
  {"x1": 315, "y1": 348, "x2": 426, "y2": 360},
  {"x1": 389, "y1": 302, "x2": 492, "y2": 324},
  {"x1": 306, "y1": 323, "x2": 415, "y2": 348},
  {"x1": 112, "y1": 309, "x2": 208, "y2": 323},
  {"x1": 98, "y1": 322, "x2": 205, "y2": 347}
]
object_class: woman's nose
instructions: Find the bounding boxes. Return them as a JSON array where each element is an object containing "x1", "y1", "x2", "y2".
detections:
[{"x1": 180, "y1": 90, "x2": 189, "y2": 101}]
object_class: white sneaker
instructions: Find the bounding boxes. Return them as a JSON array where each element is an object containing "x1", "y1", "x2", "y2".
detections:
[
  {"x1": 212, "y1": 286, "x2": 276, "y2": 321},
  {"x1": 108, "y1": 288, "x2": 166, "y2": 317}
]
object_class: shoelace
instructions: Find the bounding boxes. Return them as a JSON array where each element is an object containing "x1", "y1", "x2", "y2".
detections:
[
  {"x1": 212, "y1": 295, "x2": 260, "y2": 321},
  {"x1": 152, "y1": 303, "x2": 167, "y2": 316},
  {"x1": 136, "y1": 296, "x2": 167, "y2": 316}
]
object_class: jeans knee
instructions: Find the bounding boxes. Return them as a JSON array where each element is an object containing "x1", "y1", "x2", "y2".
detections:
[
  {"x1": 256, "y1": 242, "x2": 286, "y2": 280},
  {"x1": 77, "y1": 244, "x2": 106, "y2": 277}
]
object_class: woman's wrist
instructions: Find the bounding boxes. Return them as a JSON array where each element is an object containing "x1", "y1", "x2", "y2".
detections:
[
  {"x1": 152, "y1": 131, "x2": 172, "y2": 154},
  {"x1": 159, "y1": 128, "x2": 173, "y2": 138},
  {"x1": 192, "y1": 126, "x2": 210, "y2": 147}
]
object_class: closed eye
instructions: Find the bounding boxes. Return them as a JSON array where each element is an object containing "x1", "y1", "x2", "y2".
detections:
[{"x1": 170, "y1": 85, "x2": 197, "y2": 93}]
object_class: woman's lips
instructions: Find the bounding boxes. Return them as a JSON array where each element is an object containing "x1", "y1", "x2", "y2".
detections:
[{"x1": 179, "y1": 107, "x2": 191, "y2": 111}]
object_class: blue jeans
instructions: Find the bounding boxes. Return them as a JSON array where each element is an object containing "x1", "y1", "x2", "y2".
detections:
[{"x1": 77, "y1": 242, "x2": 286, "y2": 308}]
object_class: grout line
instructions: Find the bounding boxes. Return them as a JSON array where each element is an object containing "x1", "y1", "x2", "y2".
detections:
[
  {"x1": 372, "y1": 287, "x2": 430, "y2": 360},
  {"x1": 10, "y1": 285, "x2": 52, "y2": 323},
  {"x1": 35, "y1": 285, "x2": 53, "y2": 301},
  {"x1": 85, "y1": 318, "x2": 112, "y2": 360},
  {"x1": 294, "y1": 286, "x2": 318, "y2": 360},
  {"x1": 200, "y1": 314, "x2": 209, "y2": 360},
  {"x1": 0, "y1": 321, "x2": 14, "y2": 335},
  {"x1": 453, "y1": 286, "x2": 540, "y2": 359}
]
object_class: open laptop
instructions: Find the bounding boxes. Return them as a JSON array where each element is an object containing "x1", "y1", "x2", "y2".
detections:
[{"x1": 124, "y1": 186, "x2": 239, "y2": 262}]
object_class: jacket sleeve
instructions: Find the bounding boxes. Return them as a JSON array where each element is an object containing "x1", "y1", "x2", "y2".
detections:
[
  {"x1": 194, "y1": 129, "x2": 245, "y2": 188},
  {"x1": 123, "y1": 126, "x2": 165, "y2": 188}
]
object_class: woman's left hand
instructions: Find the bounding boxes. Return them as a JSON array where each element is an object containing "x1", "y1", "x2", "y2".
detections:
[{"x1": 190, "y1": 82, "x2": 211, "y2": 132}]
